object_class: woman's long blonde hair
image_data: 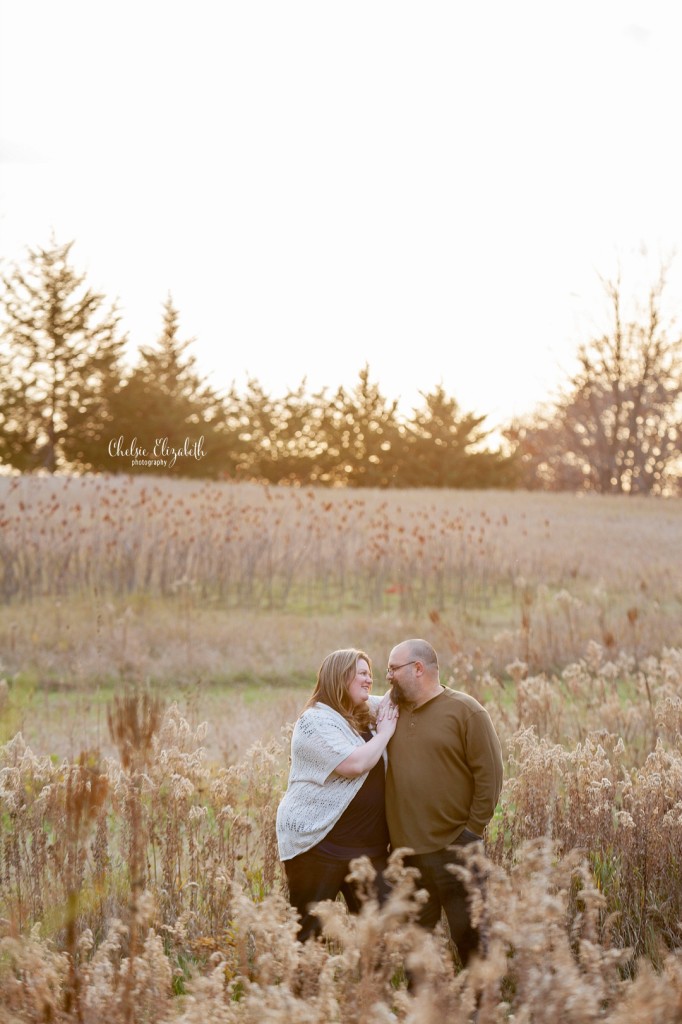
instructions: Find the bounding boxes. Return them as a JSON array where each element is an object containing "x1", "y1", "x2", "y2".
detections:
[{"x1": 303, "y1": 648, "x2": 374, "y2": 733}]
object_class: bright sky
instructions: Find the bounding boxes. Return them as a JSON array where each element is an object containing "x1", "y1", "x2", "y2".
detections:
[{"x1": 1, "y1": 0, "x2": 682, "y2": 432}]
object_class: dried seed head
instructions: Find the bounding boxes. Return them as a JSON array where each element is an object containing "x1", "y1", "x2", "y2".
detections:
[{"x1": 107, "y1": 690, "x2": 164, "y2": 769}]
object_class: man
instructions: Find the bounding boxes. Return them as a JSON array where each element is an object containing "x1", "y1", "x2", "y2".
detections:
[{"x1": 384, "y1": 638, "x2": 503, "y2": 967}]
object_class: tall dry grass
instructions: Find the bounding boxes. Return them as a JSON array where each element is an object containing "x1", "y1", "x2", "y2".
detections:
[
  {"x1": 3, "y1": 475, "x2": 682, "y2": 1019},
  {"x1": 1, "y1": 476, "x2": 681, "y2": 688},
  {"x1": 3, "y1": 647, "x2": 682, "y2": 1021}
]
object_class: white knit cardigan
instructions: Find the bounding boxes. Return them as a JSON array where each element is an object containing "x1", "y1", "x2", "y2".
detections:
[{"x1": 276, "y1": 696, "x2": 385, "y2": 860}]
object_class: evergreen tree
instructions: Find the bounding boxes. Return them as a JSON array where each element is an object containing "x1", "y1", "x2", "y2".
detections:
[
  {"x1": 258, "y1": 380, "x2": 331, "y2": 484},
  {"x1": 0, "y1": 239, "x2": 127, "y2": 472},
  {"x1": 225, "y1": 377, "x2": 279, "y2": 481},
  {"x1": 107, "y1": 296, "x2": 231, "y2": 476},
  {"x1": 403, "y1": 385, "x2": 516, "y2": 487},
  {"x1": 321, "y1": 365, "x2": 403, "y2": 486}
]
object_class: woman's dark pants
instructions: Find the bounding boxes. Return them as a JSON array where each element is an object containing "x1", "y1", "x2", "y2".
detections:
[{"x1": 284, "y1": 847, "x2": 389, "y2": 943}]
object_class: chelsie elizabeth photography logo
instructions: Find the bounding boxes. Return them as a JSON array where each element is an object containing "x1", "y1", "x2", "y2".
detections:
[{"x1": 108, "y1": 435, "x2": 206, "y2": 469}]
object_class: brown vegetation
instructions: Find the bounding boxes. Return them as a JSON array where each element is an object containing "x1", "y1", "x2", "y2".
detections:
[
  {"x1": 3, "y1": 648, "x2": 682, "y2": 1021},
  {"x1": 2, "y1": 477, "x2": 682, "y2": 1019},
  {"x1": 1, "y1": 476, "x2": 680, "y2": 673}
]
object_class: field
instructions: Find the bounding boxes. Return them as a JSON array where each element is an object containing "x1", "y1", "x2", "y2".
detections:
[{"x1": 1, "y1": 475, "x2": 682, "y2": 1022}]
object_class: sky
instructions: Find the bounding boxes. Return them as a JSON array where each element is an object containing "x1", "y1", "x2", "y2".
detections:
[{"x1": 1, "y1": 0, "x2": 682, "y2": 433}]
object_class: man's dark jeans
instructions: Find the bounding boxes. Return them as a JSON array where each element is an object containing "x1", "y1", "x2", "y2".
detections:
[{"x1": 405, "y1": 828, "x2": 484, "y2": 967}]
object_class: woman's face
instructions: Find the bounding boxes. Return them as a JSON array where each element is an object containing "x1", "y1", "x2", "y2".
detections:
[{"x1": 346, "y1": 658, "x2": 373, "y2": 706}]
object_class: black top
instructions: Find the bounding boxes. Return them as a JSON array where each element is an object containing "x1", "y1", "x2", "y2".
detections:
[{"x1": 317, "y1": 730, "x2": 390, "y2": 859}]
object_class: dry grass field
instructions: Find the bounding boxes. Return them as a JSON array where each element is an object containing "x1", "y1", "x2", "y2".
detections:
[{"x1": 1, "y1": 474, "x2": 682, "y2": 1022}]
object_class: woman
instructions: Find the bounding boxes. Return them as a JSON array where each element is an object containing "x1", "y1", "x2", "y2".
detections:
[{"x1": 276, "y1": 648, "x2": 398, "y2": 941}]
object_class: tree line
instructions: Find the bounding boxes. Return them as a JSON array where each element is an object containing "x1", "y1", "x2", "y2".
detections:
[{"x1": 1, "y1": 240, "x2": 680, "y2": 493}]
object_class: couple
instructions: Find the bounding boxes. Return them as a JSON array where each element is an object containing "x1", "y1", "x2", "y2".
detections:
[{"x1": 276, "y1": 638, "x2": 504, "y2": 966}]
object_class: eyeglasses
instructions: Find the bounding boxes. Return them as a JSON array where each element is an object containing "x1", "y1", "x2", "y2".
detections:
[{"x1": 386, "y1": 660, "x2": 417, "y2": 678}]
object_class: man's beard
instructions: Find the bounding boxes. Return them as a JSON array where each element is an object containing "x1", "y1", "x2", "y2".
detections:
[{"x1": 390, "y1": 681, "x2": 409, "y2": 708}]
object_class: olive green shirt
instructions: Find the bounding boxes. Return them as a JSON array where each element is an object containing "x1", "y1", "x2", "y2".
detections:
[{"x1": 386, "y1": 686, "x2": 503, "y2": 855}]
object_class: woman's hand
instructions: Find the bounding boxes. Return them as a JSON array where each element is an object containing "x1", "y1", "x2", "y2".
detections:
[
  {"x1": 376, "y1": 692, "x2": 397, "y2": 722},
  {"x1": 334, "y1": 700, "x2": 398, "y2": 778},
  {"x1": 375, "y1": 699, "x2": 398, "y2": 738}
]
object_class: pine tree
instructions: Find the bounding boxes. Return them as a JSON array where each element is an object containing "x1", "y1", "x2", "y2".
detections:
[
  {"x1": 321, "y1": 365, "x2": 403, "y2": 486},
  {"x1": 403, "y1": 385, "x2": 516, "y2": 487},
  {"x1": 224, "y1": 378, "x2": 330, "y2": 484},
  {"x1": 0, "y1": 239, "x2": 127, "y2": 472},
  {"x1": 107, "y1": 296, "x2": 230, "y2": 476}
]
